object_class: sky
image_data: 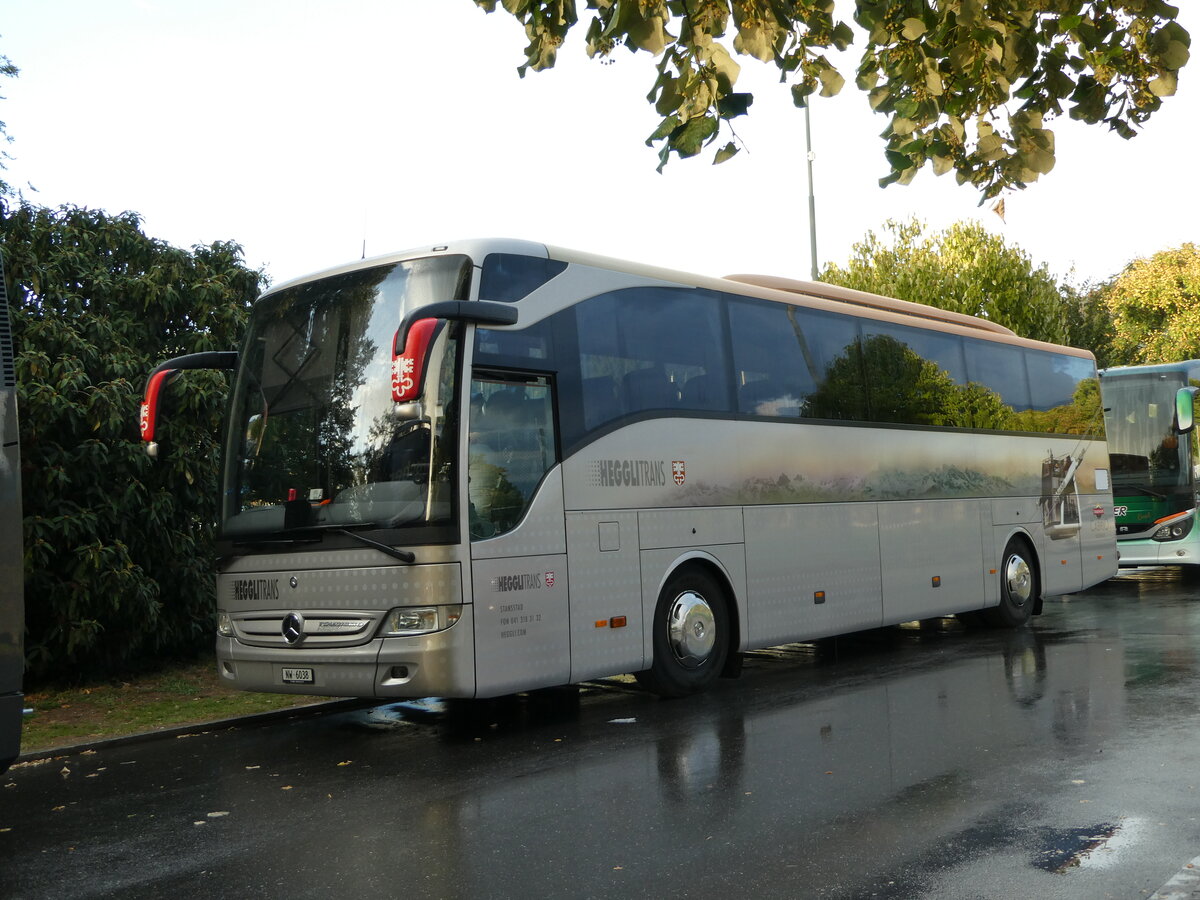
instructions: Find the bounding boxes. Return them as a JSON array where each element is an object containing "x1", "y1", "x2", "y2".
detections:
[{"x1": 2, "y1": 1, "x2": 1198, "y2": 291}]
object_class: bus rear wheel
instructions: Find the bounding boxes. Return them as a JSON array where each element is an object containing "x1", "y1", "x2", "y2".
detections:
[
  {"x1": 984, "y1": 538, "x2": 1037, "y2": 628},
  {"x1": 636, "y1": 567, "x2": 730, "y2": 698}
]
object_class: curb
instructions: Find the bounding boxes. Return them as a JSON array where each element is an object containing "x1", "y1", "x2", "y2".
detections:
[{"x1": 13, "y1": 697, "x2": 377, "y2": 763}]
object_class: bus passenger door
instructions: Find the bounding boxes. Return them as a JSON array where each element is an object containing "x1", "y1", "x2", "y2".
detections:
[{"x1": 467, "y1": 373, "x2": 571, "y2": 696}]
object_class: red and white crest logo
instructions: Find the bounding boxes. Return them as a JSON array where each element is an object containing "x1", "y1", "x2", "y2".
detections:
[
  {"x1": 545, "y1": 572, "x2": 555, "y2": 588},
  {"x1": 672, "y1": 460, "x2": 686, "y2": 485}
]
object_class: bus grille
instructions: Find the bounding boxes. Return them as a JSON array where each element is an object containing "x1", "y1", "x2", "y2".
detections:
[{"x1": 231, "y1": 611, "x2": 381, "y2": 648}]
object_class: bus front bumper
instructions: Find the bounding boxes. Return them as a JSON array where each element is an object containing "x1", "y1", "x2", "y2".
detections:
[
  {"x1": 1116, "y1": 537, "x2": 1199, "y2": 567},
  {"x1": 216, "y1": 605, "x2": 477, "y2": 699}
]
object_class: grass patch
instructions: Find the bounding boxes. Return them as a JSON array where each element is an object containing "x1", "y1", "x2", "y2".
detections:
[{"x1": 18, "y1": 659, "x2": 326, "y2": 755}]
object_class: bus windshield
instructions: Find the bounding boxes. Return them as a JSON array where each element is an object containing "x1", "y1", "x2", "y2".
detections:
[
  {"x1": 220, "y1": 256, "x2": 470, "y2": 540},
  {"x1": 1103, "y1": 371, "x2": 1194, "y2": 503}
]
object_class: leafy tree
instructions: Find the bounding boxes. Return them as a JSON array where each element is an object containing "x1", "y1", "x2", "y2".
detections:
[
  {"x1": 821, "y1": 217, "x2": 1068, "y2": 344},
  {"x1": 1105, "y1": 242, "x2": 1200, "y2": 363},
  {"x1": 0, "y1": 200, "x2": 264, "y2": 683},
  {"x1": 472, "y1": 1, "x2": 1190, "y2": 197},
  {"x1": 1063, "y1": 280, "x2": 1119, "y2": 366}
]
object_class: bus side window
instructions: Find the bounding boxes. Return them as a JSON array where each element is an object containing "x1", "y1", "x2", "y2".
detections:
[
  {"x1": 621, "y1": 366, "x2": 677, "y2": 411},
  {"x1": 468, "y1": 375, "x2": 556, "y2": 540},
  {"x1": 575, "y1": 286, "x2": 730, "y2": 432},
  {"x1": 581, "y1": 375, "x2": 619, "y2": 430}
]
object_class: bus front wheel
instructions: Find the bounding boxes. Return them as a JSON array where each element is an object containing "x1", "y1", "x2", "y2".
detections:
[
  {"x1": 984, "y1": 538, "x2": 1037, "y2": 628},
  {"x1": 636, "y1": 566, "x2": 730, "y2": 698}
]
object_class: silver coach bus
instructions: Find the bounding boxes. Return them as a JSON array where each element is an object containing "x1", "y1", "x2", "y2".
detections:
[
  {"x1": 1, "y1": 251, "x2": 23, "y2": 770},
  {"x1": 141, "y1": 239, "x2": 1117, "y2": 699}
]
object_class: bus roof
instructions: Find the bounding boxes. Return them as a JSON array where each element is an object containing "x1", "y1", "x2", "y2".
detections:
[
  {"x1": 722, "y1": 273, "x2": 1017, "y2": 337},
  {"x1": 1100, "y1": 361, "x2": 1200, "y2": 377},
  {"x1": 264, "y1": 238, "x2": 1093, "y2": 359}
]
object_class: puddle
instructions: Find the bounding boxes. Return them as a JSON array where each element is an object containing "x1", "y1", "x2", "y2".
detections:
[{"x1": 1033, "y1": 819, "x2": 1142, "y2": 873}]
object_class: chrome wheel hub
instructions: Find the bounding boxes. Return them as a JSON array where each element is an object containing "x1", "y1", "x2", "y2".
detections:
[
  {"x1": 1005, "y1": 554, "x2": 1032, "y2": 607},
  {"x1": 667, "y1": 590, "x2": 717, "y2": 669}
]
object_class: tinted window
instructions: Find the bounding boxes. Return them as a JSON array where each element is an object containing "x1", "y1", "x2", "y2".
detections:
[
  {"x1": 858, "y1": 322, "x2": 966, "y2": 426},
  {"x1": 730, "y1": 300, "x2": 865, "y2": 420},
  {"x1": 965, "y1": 338, "x2": 1032, "y2": 412},
  {"x1": 862, "y1": 321, "x2": 966, "y2": 385},
  {"x1": 479, "y1": 254, "x2": 567, "y2": 303},
  {"x1": 575, "y1": 287, "x2": 730, "y2": 431},
  {"x1": 468, "y1": 374, "x2": 557, "y2": 539},
  {"x1": 1023, "y1": 351, "x2": 1103, "y2": 436},
  {"x1": 474, "y1": 318, "x2": 555, "y2": 369},
  {"x1": 1027, "y1": 351, "x2": 1092, "y2": 410}
]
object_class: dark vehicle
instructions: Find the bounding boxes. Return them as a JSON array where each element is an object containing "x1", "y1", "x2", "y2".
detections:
[{"x1": 0, "y1": 251, "x2": 23, "y2": 771}]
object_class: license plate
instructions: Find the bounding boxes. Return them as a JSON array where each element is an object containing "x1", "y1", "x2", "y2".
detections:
[{"x1": 281, "y1": 667, "x2": 315, "y2": 685}]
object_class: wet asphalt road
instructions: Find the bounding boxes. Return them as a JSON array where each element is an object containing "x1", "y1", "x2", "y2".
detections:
[{"x1": 3, "y1": 569, "x2": 1200, "y2": 900}]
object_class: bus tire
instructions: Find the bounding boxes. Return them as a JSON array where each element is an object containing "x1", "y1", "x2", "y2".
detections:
[
  {"x1": 636, "y1": 566, "x2": 730, "y2": 698},
  {"x1": 984, "y1": 538, "x2": 1037, "y2": 628}
]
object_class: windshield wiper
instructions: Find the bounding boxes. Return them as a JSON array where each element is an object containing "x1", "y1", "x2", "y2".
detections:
[
  {"x1": 281, "y1": 521, "x2": 417, "y2": 564},
  {"x1": 329, "y1": 528, "x2": 416, "y2": 564}
]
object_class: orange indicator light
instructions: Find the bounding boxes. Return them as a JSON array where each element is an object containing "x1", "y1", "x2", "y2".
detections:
[
  {"x1": 814, "y1": 591, "x2": 826, "y2": 605},
  {"x1": 594, "y1": 620, "x2": 607, "y2": 629},
  {"x1": 610, "y1": 616, "x2": 627, "y2": 629},
  {"x1": 931, "y1": 576, "x2": 941, "y2": 588}
]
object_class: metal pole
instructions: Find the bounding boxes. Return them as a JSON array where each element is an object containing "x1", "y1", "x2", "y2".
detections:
[{"x1": 804, "y1": 101, "x2": 818, "y2": 281}]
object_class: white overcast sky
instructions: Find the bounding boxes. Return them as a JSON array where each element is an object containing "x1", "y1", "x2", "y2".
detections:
[{"x1": 2, "y1": 0, "x2": 1198, "y2": 290}]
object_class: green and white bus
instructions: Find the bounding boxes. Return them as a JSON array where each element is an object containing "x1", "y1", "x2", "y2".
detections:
[
  {"x1": 1099, "y1": 361, "x2": 1200, "y2": 568},
  {"x1": 0, "y1": 252, "x2": 23, "y2": 770},
  {"x1": 142, "y1": 240, "x2": 1117, "y2": 698}
]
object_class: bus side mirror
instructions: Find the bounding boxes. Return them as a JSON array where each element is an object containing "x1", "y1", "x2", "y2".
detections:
[
  {"x1": 390, "y1": 301, "x2": 519, "y2": 403},
  {"x1": 139, "y1": 351, "x2": 239, "y2": 458},
  {"x1": 1176, "y1": 387, "x2": 1197, "y2": 434},
  {"x1": 140, "y1": 368, "x2": 175, "y2": 450},
  {"x1": 392, "y1": 318, "x2": 442, "y2": 403}
]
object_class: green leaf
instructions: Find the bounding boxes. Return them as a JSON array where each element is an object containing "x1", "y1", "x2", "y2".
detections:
[
  {"x1": 818, "y1": 67, "x2": 845, "y2": 97},
  {"x1": 646, "y1": 114, "x2": 682, "y2": 144},
  {"x1": 717, "y1": 92, "x2": 753, "y2": 119},
  {"x1": 1158, "y1": 39, "x2": 1191, "y2": 70},
  {"x1": 1150, "y1": 71, "x2": 1178, "y2": 97},
  {"x1": 902, "y1": 18, "x2": 927, "y2": 41},
  {"x1": 670, "y1": 114, "x2": 719, "y2": 158},
  {"x1": 831, "y1": 22, "x2": 855, "y2": 51},
  {"x1": 856, "y1": 69, "x2": 880, "y2": 91},
  {"x1": 713, "y1": 142, "x2": 740, "y2": 164},
  {"x1": 705, "y1": 43, "x2": 741, "y2": 93},
  {"x1": 977, "y1": 133, "x2": 1006, "y2": 161}
]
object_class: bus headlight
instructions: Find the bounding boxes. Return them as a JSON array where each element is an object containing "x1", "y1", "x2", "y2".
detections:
[
  {"x1": 217, "y1": 611, "x2": 234, "y2": 637},
  {"x1": 380, "y1": 605, "x2": 462, "y2": 636},
  {"x1": 1152, "y1": 516, "x2": 1194, "y2": 542}
]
